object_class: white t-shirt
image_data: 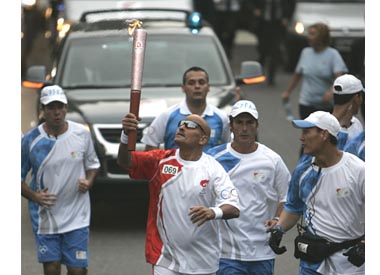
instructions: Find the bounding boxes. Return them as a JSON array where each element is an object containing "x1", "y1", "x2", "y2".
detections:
[
  {"x1": 129, "y1": 149, "x2": 239, "y2": 274},
  {"x1": 341, "y1": 116, "x2": 363, "y2": 142},
  {"x1": 285, "y1": 152, "x2": 365, "y2": 274},
  {"x1": 21, "y1": 121, "x2": 100, "y2": 234},
  {"x1": 207, "y1": 143, "x2": 291, "y2": 261},
  {"x1": 296, "y1": 47, "x2": 348, "y2": 110}
]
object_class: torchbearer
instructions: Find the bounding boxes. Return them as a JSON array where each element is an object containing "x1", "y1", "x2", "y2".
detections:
[
  {"x1": 127, "y1": 19, "x2": 147, "y2": 151},
  {"x1": 117, "y1": 112, "x2": 240, "y2": 274}
]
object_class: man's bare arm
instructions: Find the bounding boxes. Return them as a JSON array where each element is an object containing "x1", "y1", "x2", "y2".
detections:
[{"x1": 117, "y1": 113, "x2": 139, "y2": 169}]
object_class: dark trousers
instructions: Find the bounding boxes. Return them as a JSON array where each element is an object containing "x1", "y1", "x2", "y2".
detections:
[
  {"x1": 256, "y1": 20, "x2": 286, "y2": 84},
  {"x1": 214, "y1": 11, "x2": 240, "y2": 59}
]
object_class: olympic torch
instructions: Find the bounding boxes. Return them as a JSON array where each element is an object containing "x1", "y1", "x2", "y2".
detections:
[{"x1": 127, "y1": 20, "x2": 147, "y2": 151}]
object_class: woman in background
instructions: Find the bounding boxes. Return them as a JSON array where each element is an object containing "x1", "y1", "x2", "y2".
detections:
[{"x1": 281, "y1": 22, "x2": 347, "y2": 119}]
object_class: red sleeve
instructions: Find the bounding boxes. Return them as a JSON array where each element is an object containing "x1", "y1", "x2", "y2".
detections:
[{"x1": 129, "y1": 149, "x2": 176, "y2": 180}]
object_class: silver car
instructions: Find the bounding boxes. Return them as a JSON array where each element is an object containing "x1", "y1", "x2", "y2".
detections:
[{"x1": 23, "y1": 9, "x2": 263, "y2": 188}]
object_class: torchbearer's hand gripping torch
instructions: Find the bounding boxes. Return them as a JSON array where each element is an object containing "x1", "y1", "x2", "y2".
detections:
[{"x1": 127, "y1": 19, "x2": 147, "y2": 151}]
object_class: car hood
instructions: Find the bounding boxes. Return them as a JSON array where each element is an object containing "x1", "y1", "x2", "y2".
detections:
[
  {"x1": 64, "y1": 86, "x2": 230, "y2": 124},
  {"x1": 294, "y1": 3, "x2": 365, "y2": 34}
]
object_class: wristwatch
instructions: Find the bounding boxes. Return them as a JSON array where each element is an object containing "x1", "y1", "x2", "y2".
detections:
[{"x1": 272, "y1": 224, "x2": 285, "y2": 234}]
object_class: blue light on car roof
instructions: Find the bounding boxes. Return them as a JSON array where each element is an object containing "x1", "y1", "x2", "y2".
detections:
[
  {"x1": 187, "y1": 12, "x2": 202, "y2": 29},
  {"x1": 58, "y1": 3, "x2": 64, "y2": 12}
]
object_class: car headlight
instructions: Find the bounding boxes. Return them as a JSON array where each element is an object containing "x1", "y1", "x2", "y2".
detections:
[
  {"x1": 83, "y1": 123, "x2": 91, "y2": 132},
  {"x1": 21, "y1": 0, "x2": 36, "y2": 7},
  {"x1": 294, "y1": 22, "x2": 305, "y2": 35},
  {"x1": 57, "y1": 19, "x2": 71, "y2": 39}
]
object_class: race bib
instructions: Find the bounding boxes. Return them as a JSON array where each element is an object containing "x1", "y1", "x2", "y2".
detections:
[{"x1": 162, "y1": 164, "x2": 179, "y2": 176}]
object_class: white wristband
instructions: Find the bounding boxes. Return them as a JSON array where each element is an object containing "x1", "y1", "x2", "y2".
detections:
[
  {"x1": 120, "y1": 131, "x2": 129, "y2": 144},
  {"x1": 210, "y1": 207, "x2": 223, "y2": 219}
]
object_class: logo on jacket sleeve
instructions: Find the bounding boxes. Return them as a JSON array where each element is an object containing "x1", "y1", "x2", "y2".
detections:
[{"x1": 221, "y1": 188, "x2": 238, "y2": 201}]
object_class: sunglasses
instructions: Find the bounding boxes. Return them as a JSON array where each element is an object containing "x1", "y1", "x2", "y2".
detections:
[{"x1": 178, "y1": 120, "x2": 206, "y2": 135}]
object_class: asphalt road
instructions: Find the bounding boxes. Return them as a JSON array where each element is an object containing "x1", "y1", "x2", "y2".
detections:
[{"x1": 20, "y1": 30, "x2": 324, "y2": 275}]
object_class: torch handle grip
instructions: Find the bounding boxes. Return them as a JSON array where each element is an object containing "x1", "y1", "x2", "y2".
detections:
[{"x1": 128, "y1": 90, "x2": 141, "y2": 151}]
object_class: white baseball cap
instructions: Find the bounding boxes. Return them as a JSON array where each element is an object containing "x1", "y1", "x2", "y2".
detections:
[
  {"x1": 292, "y1": 111, "x2": 340, "y2": 138},
  {"x1": 230, "y1": 100, "x2": 259, "y2": 119},
  {"x1": 40, "y1": 85, "x2": 68, "y2": 105},
  {"x1": 333, "y1": 74, "x2": 364, "y2": 95}
]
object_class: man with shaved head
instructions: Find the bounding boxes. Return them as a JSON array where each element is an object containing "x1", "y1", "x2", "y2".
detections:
[{"x1": 117, "y1": 112, "x2": 240, "y2": 275}]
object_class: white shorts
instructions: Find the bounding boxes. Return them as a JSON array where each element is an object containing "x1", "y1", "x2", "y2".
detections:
[{"x1": 154, "y1": 265, "x2": 216, "y2": 275}]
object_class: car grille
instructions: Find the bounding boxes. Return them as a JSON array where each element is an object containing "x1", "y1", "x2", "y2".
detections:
[
  {"x1": 93, "y1": 123, "x2": 147, "y2": 145},
  {"x1": 93, "y1": 123, "x2": 149, "y2": 178},
  {"x1": 107, "y1": 158, "x2": 128, "y2": 175},
  {"x1": 97, "y1": 127, "x2": 124, "y2": 143},
  {"x1": 98, "y1": 126, "x2": 144, "y2": 143},
  {"x1": 332, "y1": 37, "x2": 361, "y2": 53}
]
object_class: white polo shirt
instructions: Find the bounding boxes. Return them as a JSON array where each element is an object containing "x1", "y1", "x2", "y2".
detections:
[{"x1": 208, "y1": 142, "x2": 291, "y2": 261}]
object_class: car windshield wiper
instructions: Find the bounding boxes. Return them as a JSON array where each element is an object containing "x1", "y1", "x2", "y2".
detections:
[
  {"x1": 62, "y1": 84, "x2": 130, "y2": 89},
  {"x1": 142, "y1": 83, "x2": 179, "y2": 87}
]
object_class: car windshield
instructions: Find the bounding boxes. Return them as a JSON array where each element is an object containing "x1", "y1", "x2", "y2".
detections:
[
  {"x1": 60, "y1": 34, "x2": 229, "y2": 88},
  {"x1": 297, "y1": 0, "x2": 364, "y2": 2}
]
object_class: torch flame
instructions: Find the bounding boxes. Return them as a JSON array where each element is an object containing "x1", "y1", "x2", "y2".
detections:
[{"x1": 127, "y1": 19, "x2": 143, "y2": 36}]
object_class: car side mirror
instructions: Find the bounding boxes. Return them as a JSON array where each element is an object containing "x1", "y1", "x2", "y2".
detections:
[
  {"x1": 22, "y1": 65, "x2": 46, "y2": 89},
  {"x1": 235, "y1": 61, "x2": 266, "y2": 86}
]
